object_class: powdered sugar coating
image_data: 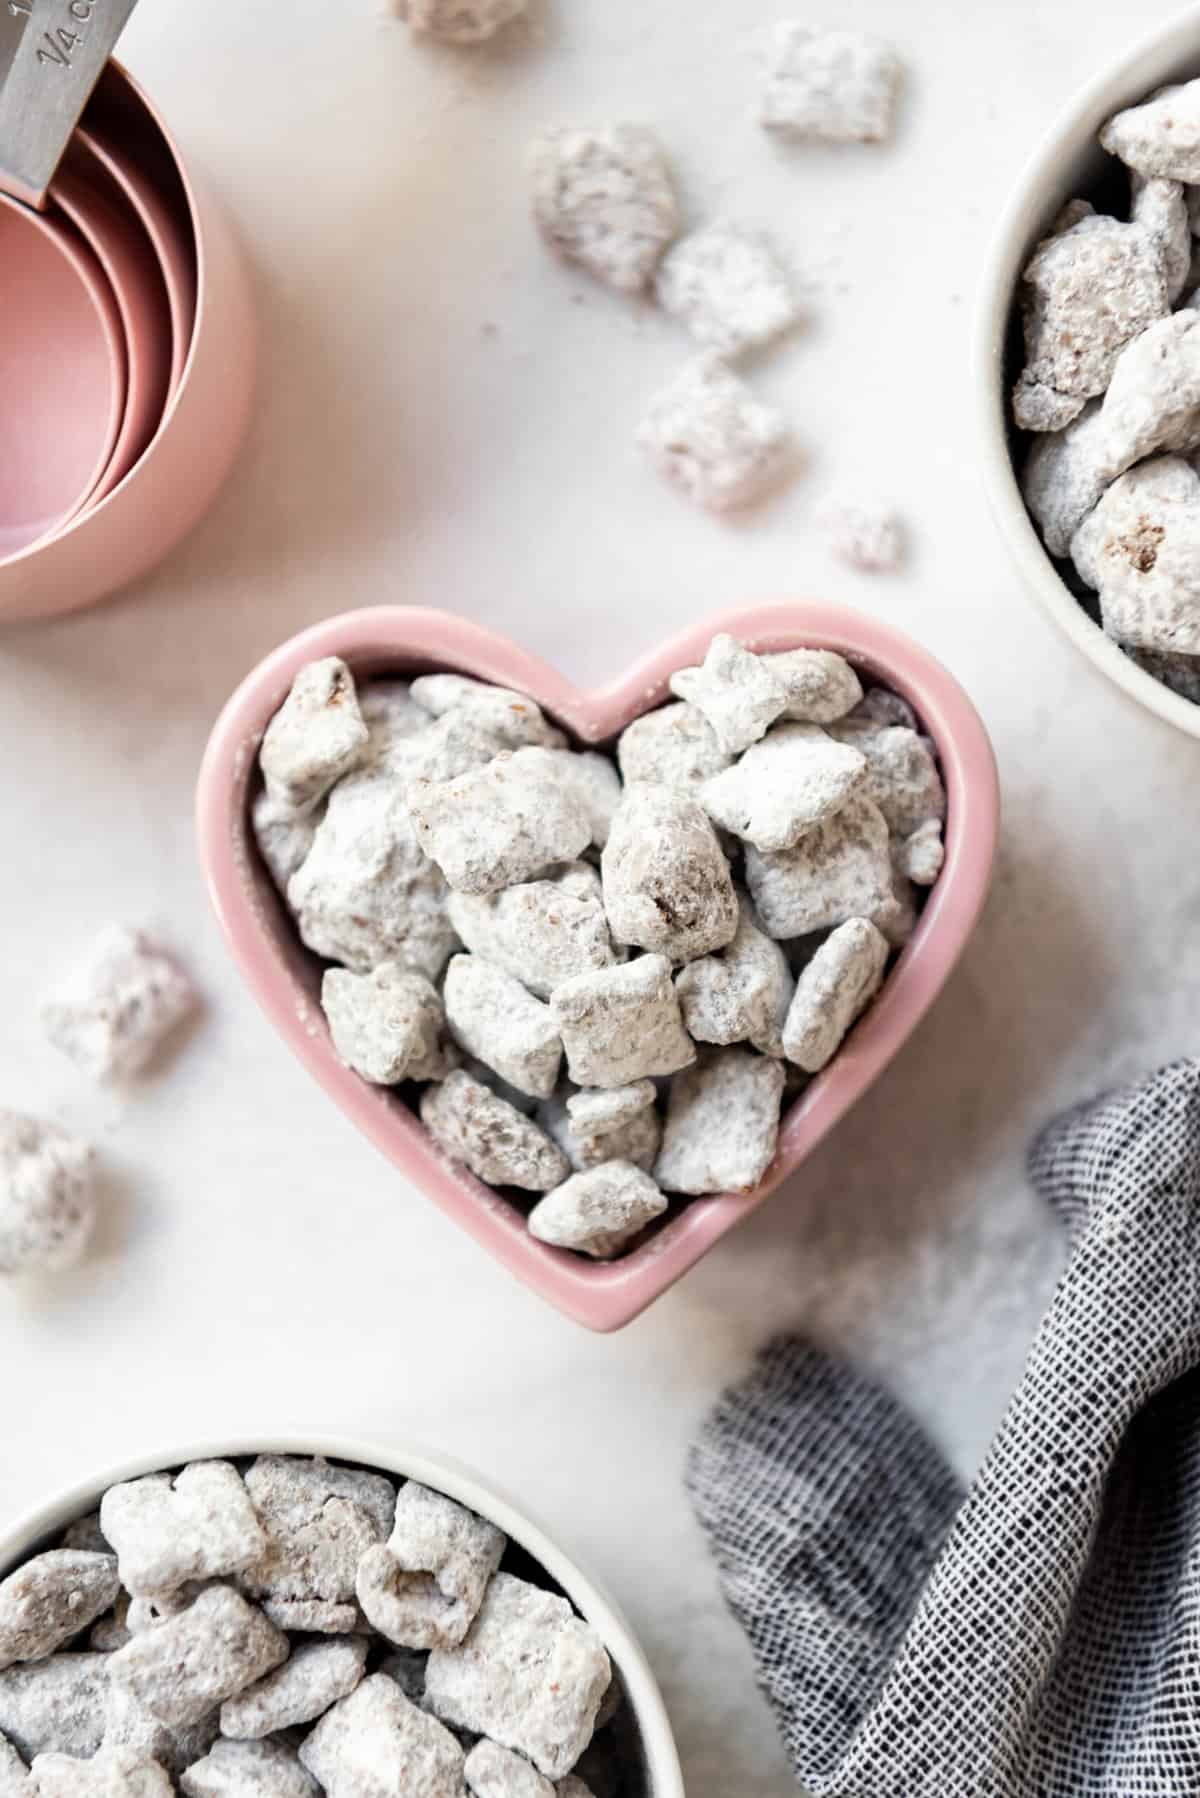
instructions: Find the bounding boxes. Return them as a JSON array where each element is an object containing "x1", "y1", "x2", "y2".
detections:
[
  {"x1": 0, "y1": 1658, "x2": 109, "y2": 1760},
  {"x1": 896, "y1": 817, "x2": 945, "y2": 887},
  {"x1": 401, "y1": 0, "x2": 526, "y2": 44},
  {"x1": 408, "y1": 757, "x2": 591, "y2": 897},
  {"x1": 42, "y1": 927, "x2": 196, "y2": 1083},
  {"x1": 763, "y1": 649, "x2": 862, "y2": 723},
  {"x1": 655, "y1": 1047, "x2": 785, "y2": 1195},
  {"x1": 442, "y1": 956, "x2": 562, "y2": 1100},
  {"x1": 321, "y1": 964, "x2": 454, "y2": 1086},
  {"x1": 760, "y1": 25, "x2": 901, "y2": 144},
  {"x1": 827, "y1": 721, "x2": 946, "y2": 837},
  {"x1": 782, "y1": 917, "x2": 889, "y2": 1072},
  {"x1": 464, "y1": 1739, "x2": 553, "y2": 1798},
  {"x1": 0, "y1": 1735, "x2": 25, "y2": 1796},
  {"x1": 219, "y1": 1637, "x2": 367, "y2": 1739},
  {"x1": 100, "y1": 1465, "x2": 265, "y2": 1602},
  {"x1": 1021, "y1": 400, "x2": 1112, "y2": 557},
  {"x1": 639, "y1": 358, "x2": 790, "y2": 513},
  {"x1": 507, "y1": 749, "x2": 621, "y2": 849},
  {"x1": 0, "y1": 1112, "x2": 94, "y2": 1276},
  {"x1": 408, "y1": 678, "x2": 564, "y2": 753},
  {"x1": 0, "y1": 1554, "x2": 118, "y2": 1673},
  {"x1": 653, "y1": 222, "x2": 799, "y2": 356},
  {"x1": 1101, "y1": 308, "x2": 1200, "y2": 472},
  {"x1": 356, "y1": 1484, "x2": 505, "y2": 1654},
  {"x1": 537, "y1": 1092, "x2": 661, "y2": 1175},
  {"x1": 421, "y1": 1072, "x2": 569, "y2": 1191},
  {"x1": 240, "y1": 1457, "x2": 394, "y2": 1625},
  {"x1": 31, "y1": 1748, "x2": 172, "y2": 1796},
  {"x1": 101, "y1": 1686, "x2": 219, "y2": 1779},
  {"x1": 1132, "y1": 174, "x2": 1190, "y2": 302},
  {"x1": 744, "y1": 793, "x2": 894, "y2": 939},
  {"x1": 615, "y1": 704, "x2": 732, "y2": 794},
  {"x1": 528, "y1": 1162, "x2": 667, "y2": 1260},
  {"x1": 250, "y1": 790, "x2": 318, "y2": 898},
  {"x1": 425, "y1": 1575, "x2": 610, "y2": 1780},
  {"x1": 565, "y1": 1082, "x2": 656, "y2": 1137},
  {"x1": 1071, "y1": 453, "x2": 1200, "y2": 652},
  {"x1": 300, "y1": 1674, "x2": 466, "y2": 1798},
  {"x1": 701, "y1": 723, "x2": 867, "y2": 851},
  {"x1": 109, "y1": 1588, "x2": 288, "y2": 1729},
  {"x1": 601, "y1": 785, "x2": 737, "y2": 962},
  {"x1": 669, "y1": 634, "x2": 789, "y2": 753},
  {"x1": 551, "y1": 956, "x2": 695, "y2": 1089},
  {"x1": 181, "y1": 1738, "x2": 319, "y2": 1798},
  {"x1": 675, "y1": 893, "x2": 794, "y2": 1058},
  {"x1": 530, "y1": 124, "x2": 680, "y2": 293},
  {"x1": 1101, "y1": 80, "x2": 1200, "y2": 182},
  {"x1": 447, "y1": 866, "x2": 618, "y2": 1002},
  {"x1": 260, "y1": 659, "x2": 368, "y2": 810}
]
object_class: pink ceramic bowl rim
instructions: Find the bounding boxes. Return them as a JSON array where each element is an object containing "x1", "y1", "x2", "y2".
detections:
[{"x1": 197, "y1": 603, "x2": 1000, "y2": 1332}]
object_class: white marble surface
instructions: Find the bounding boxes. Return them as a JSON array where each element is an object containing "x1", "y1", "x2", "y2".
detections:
[{"x1": 1, "y1": 1, "x2": 1197, "y2": 1791}]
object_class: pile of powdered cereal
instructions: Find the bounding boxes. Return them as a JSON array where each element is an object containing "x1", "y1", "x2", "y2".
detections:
[
  {"x1": 251, "y1": 639, "x2": 944, "y2": 1262},
  {"x1": 1016, "y1": 75, "x2": 1200, "y2": 700},
  {"x1": 0, "y1": 1453, "x2": 626, "y2": 1795}
]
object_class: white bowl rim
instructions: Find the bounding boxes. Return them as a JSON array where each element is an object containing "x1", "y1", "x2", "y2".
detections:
[
  {"x1": 973, "y1": 0, "x2": 1200, "y2": 740},
  {"x1": 0, "y1": 1431, "x2": 685, "y2": 1798}
]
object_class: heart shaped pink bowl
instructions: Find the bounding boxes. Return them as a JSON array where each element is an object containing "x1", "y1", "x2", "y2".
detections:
[{"x1": 197, "y1": 603, "x2": 999, "y2": 1332}]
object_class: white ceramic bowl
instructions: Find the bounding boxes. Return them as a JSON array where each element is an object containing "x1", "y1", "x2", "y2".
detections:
[
  {"x1": 0, "y1": 1434, "x2": 684, "y2": 1798},
  {"x1": 975, "y1": 4, "x2": 1200, "y2": 738}
]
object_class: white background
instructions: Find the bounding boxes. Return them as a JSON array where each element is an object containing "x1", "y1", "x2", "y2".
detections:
[{"x1": 2, "y1": 2, "x2": 1198, "y2": 1792}]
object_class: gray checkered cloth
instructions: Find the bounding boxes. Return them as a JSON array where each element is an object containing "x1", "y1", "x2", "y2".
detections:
[{"x1": 687, "y1": 1058, "x2": 1200, "y2": 1796}]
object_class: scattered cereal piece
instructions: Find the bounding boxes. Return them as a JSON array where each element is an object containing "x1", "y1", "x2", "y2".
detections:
[
  {"x1": 565, "y1": 1081, "x2": 656, "y2": 1137},
  {"x1": 743, "y1": 795, "x2": 894, "y2": 938},
  {"x1": 400, "y1": 0, "x2": 527, "y2": 45},
  {"x1": 288, "y1": 766, "x2": 456, "y2": 980},
  {"x1": 537, "y1": 1091, "x2": 661, "y2": 1175},
  {"x1": 31, "y1": 1748, "x2": 172, "y2": 1796},
  {"x1": 601, "y1": 785, "x2": 738, "y2": 961},
  {"x1": 300, "y1": 1674, "x2": 465, "y2": 1798},
  {"x1": 42, "y1": 927, "x2": 195, "y2": 1083},
  {"x1": 552, "y1": 956, "x2": 695, "y2": 1089},
  {"x1": 0, "y1": 1554, "x2": 119, "y2": 1672},
  {"x1": 669, "y1": 634, "x2": 790, "y2": 753},
  {"x1": 180, "y1": 1737, "x2": 319, "y2": 1798},
  {"x1": 260, "y1": 659, "x2": 368, "y2": 810},
  {"x1": 1070, "y1": 453, "x2": 1200, "y2": 652},
  {"x1": 675, "y1": 893, "x2": 794, "y2": 1057},
  {"x1": 421, "y1": 1072, "x2": 570, "y2": 1191},
  {"x1": 818, "y1": 496, "x2": 904, "y2": 571},
  {"x1": 1100, "y1": 308, "x2": 1200, "y2": 471},
  {"x1": 0, "y1": 1657, "x2": 109, "y2": 1760},
  {"x1": 508, "y1": 749, "x2": 621, "y2": 849},
  {"x1": 530, "y1": 124, "x2": 680, "y2": 293},
  {"x1": 408, "y1": 756, "x2": 591, "y2": 896},
  {"x1": 653, "y1": 223, "x2": 799, "y2": 355},
  {"x1": 763, "y1": 649, "x2": 863, "y2": 723},
  {"x1": 760, "y1": 24, "x2": 901, "y2": 145},
  {"x1": 1101, "y1": 80, "x2": 1200, "y2": 182},
  {"x1": 781, "y1": 917, "x2": 889, "y2": 1071},
  {"x1": 897, "y1": 817, "x2": 945, "y2": 886},
  {"x1": 1132, "y1": 174, "x2": 1190, "y2": 302},
  {"x1": 700, "y1": 723, "x2": 867, "y2": 851},
  {"x1": 240, "y1": 1456, "x2": 395, "y2": 1625},
  {"x1": 442, "y1": 956, "x2": 563, "y2": 1099},
  {"x1": 0, "y1": 1112, "x2": 94, "y2": 1277},
  {"x1": 447, "y1": 865, "x2": 619, "y2": 1002},
  {"x1": 322, "y1": 963, "x2": 454, "y2": 1086},
  {"x1": 409, "y1": 677, "x2": 565, "y2": 752},
  {"x1": 528, "y1": 1161, "x2": 667, "y2": 1259},
  {"x1": 219, "y1": 1636, "x2": 367, "y2": 1739},
  {"x1": 655, "y1": 1047, "x2": 785, "y2": 1194},
  {"x1": 638, "y1": 358, "x2": 790, "y2": 513},
  {"x1": 1020, "y1": 399, "x2": 1113, "y2": 557},
  {"x1": 425, "y1": 1574, "x2": 610, "y2": 1780},
  {"x1": 109, "y1": 1587, "x2": 288, "y2": 1729},
  {"x1": 356, "y1": 1483, "x2": 506, "y2": 1653},
  {"x1": 826, "y1": 721, "x2": 946, "y2": 837},
  {"x1": 615, "y1": 704, "x2": 733, "y2": 794},
  {"x1": 250, "y1": 790, "x2": 319, "y2": 898},
  {"x1": 100, "y1": 1464, "x2": 266, "y2": 1602},
  {"x1": 464, "y1": 1738, "x2": 553, "y2": 1798}
]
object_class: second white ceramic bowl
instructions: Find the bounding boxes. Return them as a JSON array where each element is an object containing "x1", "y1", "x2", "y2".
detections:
[{"x1": 975, "y1": 4, "x2": 1200, "y2": 739}]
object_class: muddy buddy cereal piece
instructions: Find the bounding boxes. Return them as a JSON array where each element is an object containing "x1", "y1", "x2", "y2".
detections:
[
  {"x1": 538, "y1": 1092, "x2": 661, "y2": 1175},
  {"x1": 250, "y1": 789, "x2": 319, "y2": 898},
  {"x1": 442, "y1": 957, "x2": 562, "y2": 1100},
  {"x1": 763, "y1": 649, "x2": 862, "y2": 724},
  {"x1": 409, "y1": 757, "x2": 591, "y2": 897},
  {"x1": 818, "y1": 497, "x2": 904, "y2": 572},
  {"x1": 42, "y1": 927, "x2": 195, "y2": 1083},
  {"x1": 240, "y1": 1456, "x2": 394, "y2": 1626},
  {"x1": 700, "y1": 723, "x2": 867, "y2": 851},
  {"x1": 0, "y1": 1736, "x2": 25, "y2": 1795},
  {"x1": 507, "y1": 749, "x2": 621, "y2": 849},
  {"x1": 782, "y1": 917, "x2": 889, "y2": 1072},
  {"x1": 464, "y1": 1740, "x2": 553, "y2": 1798},
  {"x1": 101, "y1": 1686, "x2": 219, "y2": 1780},
  {"x1": 675, "y1": 894, "x2": 793, "y2": 1057},
  {"x1": 260, "y1": 659, "x2": 368, "y2": 811},
  {"x1": 896, "y1": 816, "x2": 945, "y2": 887},
  {"x1": 359, "y1": 679, "x2": 429, "y2": 754},
  {"x1": 425, "y1": 1574, "x2": 610, "y2": 1780},
  {"x1": 110, "y1": 1588, "x2": 288, "y2": 1729},
  {"x1": 760, "y1": 24, "x2": 901, "y2": 144},
  {"x1": 447, "y1": 865, "x2": 618, "y2": 1002},
  {"x1": 30, "y1": 1749, "x2": 172, "y2": 1796},
  {"x1": 655, "y1": 1047, "x2": 785, "y2": 1194},
  {"x1": 744, "y1": 794, "x2": 894, "y2": 938},
  {"x1": 1071, "y1": 454, "x2": 1200, "y2": 652},
  {"x1": 638, "y1": 357, "x2": 790, "y2": 513},
  {"x1": 530, "y1": 124, "x2": 679, "y2": 293},
  {"x1": 552, "y1": 956, "x2": 695, "y2": 1089},
  {"x1": 399, "y1": 0, "x2": 526, "y2": 44},
  {"x1": 357, "y1": 1484, "x2": 505, "y2": 1654},
  {"x1": 181, "y1": 1738, "x2": 319, "y2": 1798},
  {"x1": 384, "y1": 713, "x2": 511, "y2": 787},
  {"x1": 653, "y1": 222, "x2": 799, "y2": 356},
  {"x1": 828, "y1": 720, "x2": 946, "y2": 837},
  {"x1": 0, "y1": 1657, "x2": 109, "y2": 1760},
  {"x1": 1100, "y1": 309, "x2": 1200, "y2": 471},
  {"x1": 669, "y1": 634, "x2": 789, "y2": 754},
  {"x1": 288, "y1": 766, "x2": 455, "y2": 980},
  {"x1": 322, "y1": 964, "x2": 452, "y2": 1086},
  {"x1": 528, "y1": 1161, "x2": 667, "y2": 1259},
  {"x1": 1012, "y1": 208, "x2": 1170, "y2": 432},
  {"x1": 0, "y1": 1111, "x2": 94, "y2": 1277},
  {"x1": 409, "y1": 677, "x2": 564, "y2": 753},
  {"x1": 0, "y1": 1554, "x2": 119, "y2": 1672},
  {"x1": 422, "y1": 1072, "x2": 569, "y2": 1191},
  {"x1": 1101, "y1": 80, "x2": 1200, "y2": 182},
  {"x1": 1132, "y1": 174, "x2": 1191, "y2": 302},
  {"x1": 300, "y1": 1674, "x2": 465, "y2": 1798},
  {"x1": 601, "y1": 786, "x2": 737, "y2": 962},
  {"x1": 100, "y1": 1464, "x2": 266, "y2": 1602},
  {"x1": 849, "y1": 686, "x2": 917, "y2": 731},
  {"x1": 1020, "y1": 400, "x2": 1112, "y2": 557},
  {"x1": 615, "y1": 704, "x2": 732, "y2": 794},
  {"x1": 219, "y1": 1637, "x2": 367, "y2": 1739},
  {"x1": 565, "y1": 1081, "x2": 656, "y2": 1137}
]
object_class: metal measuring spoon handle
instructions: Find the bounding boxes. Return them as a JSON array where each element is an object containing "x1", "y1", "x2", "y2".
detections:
[{"x1": 0, "y1": 0, "x2": 139, "y2": 206}]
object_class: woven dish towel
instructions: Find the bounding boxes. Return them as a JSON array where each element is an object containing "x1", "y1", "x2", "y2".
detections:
[{"x1": 687, "y1": 1057, "x2": 1200, "y2": 1797}]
